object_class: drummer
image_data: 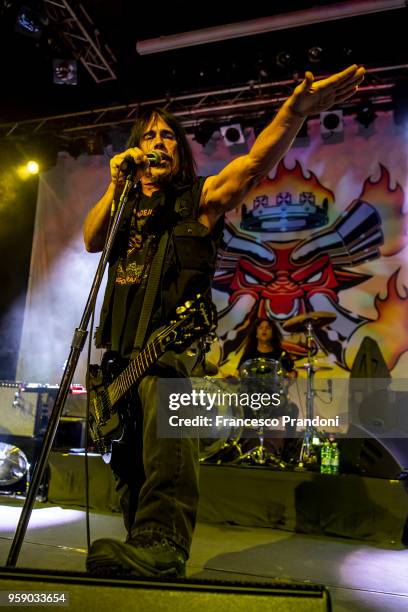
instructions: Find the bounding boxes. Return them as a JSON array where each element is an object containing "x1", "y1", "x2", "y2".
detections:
[
  {"x1": 238, "y1": 318, "x2": 299, "y2": 450},
  {"x1": 238, "y1": 318, "x2": 295, "y2": 374}
]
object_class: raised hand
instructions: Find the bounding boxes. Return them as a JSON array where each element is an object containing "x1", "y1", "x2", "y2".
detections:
[{"x1": 288, "y1": 64, "x2": 365, "y2": 118}]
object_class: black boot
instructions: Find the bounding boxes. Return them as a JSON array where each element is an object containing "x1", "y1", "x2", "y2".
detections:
[{"x1": 86, "y1": 536, "x2": 186, "y2": 578}]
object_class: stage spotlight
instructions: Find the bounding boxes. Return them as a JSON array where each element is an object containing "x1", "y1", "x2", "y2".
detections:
[
  {"x1": 193, "y1": 121, "x2": 217, "y2": 147},
  {"x1": 320, "y1": 110, "x2": 343, "y2": 143},
  {"x1": 17, "y1": 159, "x2": 41, "y2": 180},
  {"x1": 220, "y1": 124, "x2": 245, "y2": 146},
  {"x1": 22, "y1": 137, "x2": 58, "y2": 171},
  {"x1": 321, "y1": 110, "x2": 343, "y2": 132},
  {"x1": 356, "y1": 102, "x2": 377, "y2": 128},
  {"x1": 26, "y1": 160, "x2": 39, "y2": 174},
  {"x1": 275, "y1": 50, "x2": 292, "y2": 69},
  {"x1": 53, "y1": 59, "x2": 78, "y2": 86},
  {"x1": 307, "y1": 46, "x2": 323, "y2": 63},
  {"x1": 15, "y1": 5, "x2": 46, "y2": 39}
]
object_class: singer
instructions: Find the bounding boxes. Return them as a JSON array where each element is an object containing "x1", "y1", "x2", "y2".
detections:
[{"x1": 83, "y1": 64, "x2": 364, "y2": 578}]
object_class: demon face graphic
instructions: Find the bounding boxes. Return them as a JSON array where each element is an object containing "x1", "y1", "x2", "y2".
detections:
[{"x1": 214, "y1": 200, "x2": 384, "y2": 367}]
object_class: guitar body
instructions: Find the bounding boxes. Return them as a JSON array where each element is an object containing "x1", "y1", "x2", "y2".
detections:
[
  {"x1": 87, "y1": 294, "x2": 216, "y2": 463},
  {"x1": 88, "y1": 352, "x2": 130, "y2": 461}
]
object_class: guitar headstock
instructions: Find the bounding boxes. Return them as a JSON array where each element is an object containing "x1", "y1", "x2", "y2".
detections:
[{"x1": 159, "y1": 294, "x2": 216, "y2": 353}]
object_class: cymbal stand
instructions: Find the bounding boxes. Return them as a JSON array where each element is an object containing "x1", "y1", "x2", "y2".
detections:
[
  {"x1": 236, "y1": 401, "x2": 286, "y2": 468},
  {"x1": 237, "y1": 424, "x2": 277, "y2": 466},
  {"x1": 299, "y1": 322, "x2": 318, "y2": 464}
]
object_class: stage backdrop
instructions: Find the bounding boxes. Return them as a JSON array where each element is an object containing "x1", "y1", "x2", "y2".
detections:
[{"x1": 17, "y1": 112, "x2": 408, "y2": 423}]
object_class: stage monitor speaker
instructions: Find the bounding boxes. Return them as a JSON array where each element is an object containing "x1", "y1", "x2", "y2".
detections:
[
  {"x1": 357, "y1": 389, "x2": 408, "y2": 434},
  {"x1": 341, "y1": 424, "x2": 408, "y2": 479},
  {"x1": 0, "y1": 568, "x2": 330, "y2": 611},
  {"x1": 0, "y1": 383, "x2": 42, "y2": 437}
]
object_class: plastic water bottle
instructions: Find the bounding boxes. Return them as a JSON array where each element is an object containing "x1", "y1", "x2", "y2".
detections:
[
  {"x1": 330, "y1": 442, "x2": 340, "y2": 475},
  {"x1": 320, "y1": 440, "x2": 331, "y2": 474}
]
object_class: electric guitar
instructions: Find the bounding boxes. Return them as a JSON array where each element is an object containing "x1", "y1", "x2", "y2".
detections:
[{"x1": 87, "y1": 294, "x2": 215, "y2": 462}]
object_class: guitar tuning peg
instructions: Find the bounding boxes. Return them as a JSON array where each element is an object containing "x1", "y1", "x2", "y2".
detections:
[{"x1": 176, "y1": 305, "x2": 186, "y2": 314}]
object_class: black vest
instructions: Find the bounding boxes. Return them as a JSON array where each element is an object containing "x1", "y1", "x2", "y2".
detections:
[{"x1": 95, "y1": 177, "x2": 223, "y2": 349}]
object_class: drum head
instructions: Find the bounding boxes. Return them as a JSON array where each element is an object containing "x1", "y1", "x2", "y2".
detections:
[{"x1": 239, "y1": 358, "x2": 282, "y2": 377}]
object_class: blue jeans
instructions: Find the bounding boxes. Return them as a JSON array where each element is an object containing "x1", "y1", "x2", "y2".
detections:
[{"x1": 110, "y1": 349, "x2": 200, "y2": 558}]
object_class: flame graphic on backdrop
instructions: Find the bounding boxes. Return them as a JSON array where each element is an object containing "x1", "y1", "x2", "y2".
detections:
[
  {"x1": 346, "y1": 270, "x2": 408, "y2": 371},
  {"x1": 358, "y1": 164, "x2": 408, "y2": 256}
]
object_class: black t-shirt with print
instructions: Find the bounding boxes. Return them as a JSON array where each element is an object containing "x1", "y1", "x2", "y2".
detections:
[{"x1": 110, "y1": 190, "x2": 162, "y2": 357}]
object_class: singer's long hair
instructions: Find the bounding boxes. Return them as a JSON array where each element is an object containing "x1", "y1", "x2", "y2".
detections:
[
  {"x1": 241, "y1": 318, "x2": 283, "y2": 364},
  {"x1": 127, "y1": 108, "x2": 197, "y2": 187}
]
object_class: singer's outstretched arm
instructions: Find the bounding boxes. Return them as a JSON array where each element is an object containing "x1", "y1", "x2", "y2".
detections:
[{"x1": 200, "y1": 65, "x2": 365, "y2": 225}]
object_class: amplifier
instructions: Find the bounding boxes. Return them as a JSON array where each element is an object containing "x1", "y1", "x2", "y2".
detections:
[
  {"x1": 0, "y1": 381, "x2": 87, "y2": 446},
  {"x1": 0, "y1": 382, "x2": 43, "y2": 437},
  {"x1": 33, "y1": 384, "x2": 88, "y2": 418}
]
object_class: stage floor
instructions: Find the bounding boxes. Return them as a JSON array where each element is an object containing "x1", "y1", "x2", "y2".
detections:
[{"x1": 0, "y1": 497, "x2": 407, "y2": 611}]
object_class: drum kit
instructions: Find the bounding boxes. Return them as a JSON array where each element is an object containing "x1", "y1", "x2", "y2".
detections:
[{"x1": 199, "y1": 311, "x2": 336, "y2": 468}]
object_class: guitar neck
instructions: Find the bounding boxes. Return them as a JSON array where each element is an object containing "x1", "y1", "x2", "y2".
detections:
[{"x1": 106, "y1": 333, "x2": 166, "y2": 408}]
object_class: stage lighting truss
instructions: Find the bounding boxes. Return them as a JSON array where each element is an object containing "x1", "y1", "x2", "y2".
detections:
[
  {"x1": 43, "y1": 0, "x2": 117, "y2": 83},
  {"x1": 0, "y1": 65, "x2": 403, "y2": 141}
]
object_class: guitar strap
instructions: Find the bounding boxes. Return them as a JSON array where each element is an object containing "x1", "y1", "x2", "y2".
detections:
[
  {"x1": 130, "y1": 181, "x2": 199, "y2": 359},
  {"x1": 131, "y1": 229, "x2": 170, "y2": 358}
]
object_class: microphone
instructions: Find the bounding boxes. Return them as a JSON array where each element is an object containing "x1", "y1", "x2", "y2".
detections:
[
  {"x1": 146, "y1": 151, "x2": 163, "y2": 166},
  {"x1": 120, "y1": 151, "x2": 162, "y2": 175}
]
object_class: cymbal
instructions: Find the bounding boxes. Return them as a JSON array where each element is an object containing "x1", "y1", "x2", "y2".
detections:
[
  {"x1": 282, "y1": 311, "x2": 336, "y2": 333},
  {"x1": 300, "y1": 362, "x2": 334, "y2": 371}
]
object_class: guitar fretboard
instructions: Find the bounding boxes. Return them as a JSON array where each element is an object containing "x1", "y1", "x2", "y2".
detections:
[{"x1": 107, "y1": 326, "x2": 173, "y2": 407}]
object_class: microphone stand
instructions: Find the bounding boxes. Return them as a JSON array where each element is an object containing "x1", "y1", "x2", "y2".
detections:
[{"x1": 6, "y1": 172, "x2": 136, "y2": 567}]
